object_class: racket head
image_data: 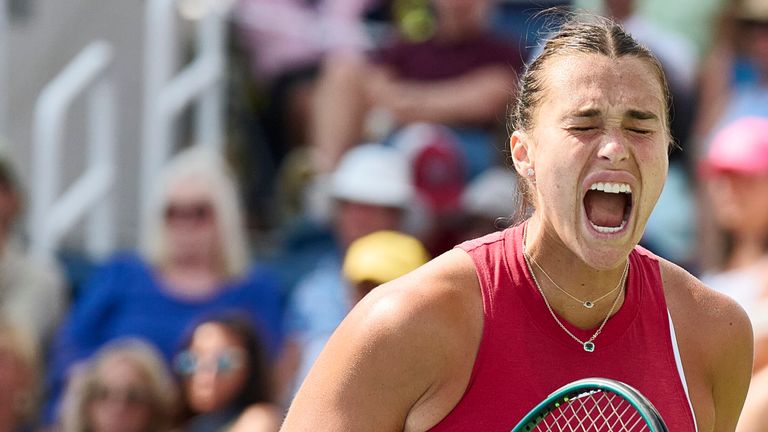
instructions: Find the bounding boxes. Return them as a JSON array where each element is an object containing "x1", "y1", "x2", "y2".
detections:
[{"x1": 510, "y1": 378, "x2": 669, "y2": 432}]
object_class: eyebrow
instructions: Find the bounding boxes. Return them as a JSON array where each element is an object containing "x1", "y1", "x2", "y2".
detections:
[
  {"x1": 565, "y1": 108, "x2": 659, "y2": 121},
  {"x1": 569, "y1": 108, "x2": 601, "y2": 119},
  {"x1": 626, "y1": 109, "x2": 658, "y2": 121}
]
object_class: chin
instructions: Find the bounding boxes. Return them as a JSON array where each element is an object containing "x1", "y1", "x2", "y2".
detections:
[{"x1": 573, "y1": 222, "x2": 637, "y2": 270}]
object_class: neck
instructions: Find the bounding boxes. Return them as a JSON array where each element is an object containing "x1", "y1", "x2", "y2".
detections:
[
  {"x1": 161, "y1": 256, "x2": 224, "y2": 298},
  {"x1": 727, "y1": 234, "x2": 767, "y2": 270},
  {"x1": 523, "y1": 217, "x2": 629, "y2": 301}
]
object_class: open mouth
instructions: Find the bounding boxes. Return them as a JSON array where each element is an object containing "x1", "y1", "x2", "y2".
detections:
[{"x1": 583, "y1": 182, "x2": 632, "y2": 234}]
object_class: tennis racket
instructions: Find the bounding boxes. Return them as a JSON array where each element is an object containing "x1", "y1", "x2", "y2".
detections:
[{"x1": 511, "y1": 378, "x2": 669, "y2": 432}]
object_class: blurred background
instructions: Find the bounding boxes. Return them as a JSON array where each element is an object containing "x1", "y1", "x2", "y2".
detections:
[{"x1": 2, "y1": 0, "x2": 768, "y2": 430}]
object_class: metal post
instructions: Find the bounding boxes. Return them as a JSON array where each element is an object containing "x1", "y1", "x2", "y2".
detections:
[
  {"x1": 142, "y1": 0, "x2": 229, "y2": 215},
  {"x1": 141, "y1": 0, "x2": 179, "y2": 211},
  {"x1": 30, "y1": 41, "x2": 115, "y2": 259},
  {"x1": 194, "y1": 5, "x2": 225, "y2": 151},
  {"x1": 85, "y1": 77, "x2": 116, "y2": 259},
  {"x1": 0, "y1": 0, "x2": 8, "y2": 136}
]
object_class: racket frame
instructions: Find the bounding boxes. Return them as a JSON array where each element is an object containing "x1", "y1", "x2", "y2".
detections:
[{"x1": 511, "y1": 377, "x2": 669, "y2": 432}]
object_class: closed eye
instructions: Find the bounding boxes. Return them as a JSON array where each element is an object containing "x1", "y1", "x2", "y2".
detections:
[
  {"x1": 627, "y1": 128, "x2": 652, "y2": 135},
  {"x1": 569, "y1": 126, "x2": 597, "y2": 132}
]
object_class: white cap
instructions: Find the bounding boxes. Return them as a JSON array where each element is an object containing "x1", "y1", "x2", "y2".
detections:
[
  {"x1": 461, "y1": 167, "x2": 518, "y2": 218},
  {"x1": 331, "y1": 143, "x2": 413, "y2": 208}
]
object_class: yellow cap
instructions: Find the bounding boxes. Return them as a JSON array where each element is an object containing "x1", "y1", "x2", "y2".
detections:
[{"x1": 343, "y1": 231, "x2": 431, "y2": 285}]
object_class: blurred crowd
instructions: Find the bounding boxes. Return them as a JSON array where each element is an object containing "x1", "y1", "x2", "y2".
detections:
[{"x1": 1, "y1": 0, "x2": 768, "y2": 430}]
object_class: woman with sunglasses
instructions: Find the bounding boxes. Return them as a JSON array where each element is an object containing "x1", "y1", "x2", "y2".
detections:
[
  {"x1": 174, "y1": 313, "x2": 279, "y2": 432},
  {"x1": 45, "y1": 147, "x2": 283, "y2": 425}
]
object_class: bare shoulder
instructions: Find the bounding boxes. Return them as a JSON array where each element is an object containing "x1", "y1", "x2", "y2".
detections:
[
  {"x1": 281, "y1": 249, "x2": 483, "y2": 432},
  {"x1": 658, "y1": 258, "x2": 752, "y2": 346},
  {"x1": 658, "y1": 257, "x2": 753, "y2": 430}
]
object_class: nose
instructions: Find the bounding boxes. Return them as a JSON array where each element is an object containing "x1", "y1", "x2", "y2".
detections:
[{"x1": 597, "y1": 131, "x2": 629, "y2": 164}]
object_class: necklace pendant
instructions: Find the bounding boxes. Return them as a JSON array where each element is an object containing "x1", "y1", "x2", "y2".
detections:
[
  {"x1": 583, "y1": 301, "x2": 594, "y2": 309},
  {"x1": 583, "y1": 341, "x2": 596, "y2": 352}
]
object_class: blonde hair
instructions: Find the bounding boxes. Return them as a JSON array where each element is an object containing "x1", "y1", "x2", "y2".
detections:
[
  {"x1": 139, "y1": 146, "x2": 250, "y2": 278},
  {"x1": 60, "y1": 338, "x2": 179, "y2": 432}
]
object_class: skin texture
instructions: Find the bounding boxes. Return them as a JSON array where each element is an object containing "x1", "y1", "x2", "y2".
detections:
[
  {"x1": 280, "y1": 53, "x2": 753, "y2": 432},
  {"x1": 87, "y1": 357, "x2": 155, "y2": 432}
]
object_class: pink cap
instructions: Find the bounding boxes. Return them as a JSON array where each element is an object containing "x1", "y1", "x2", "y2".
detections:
[{"x1": 703, "y1": 117, "x2": 768, "y2": 176}]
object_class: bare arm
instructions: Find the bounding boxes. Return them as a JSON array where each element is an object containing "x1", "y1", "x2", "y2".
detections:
[
  {"x1": 367, "y1": 65, "x2": 518, "y2": 126},
  {"x1": 661, "y1": 260, "x2": 753, "y2": 431},
  {"x1": 280, "y1": 250, "x2": 482, "y2": 431},
  {"x1": 710, "y1": 296, "x2": 753, "y2": 431}
]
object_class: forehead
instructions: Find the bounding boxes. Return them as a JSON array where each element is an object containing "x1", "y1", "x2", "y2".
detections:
[
  {"x1": 191, "y1": 323, "x2": 239, "y2": 349},
  {"x1": 538, "y1": 53, "x2": 665, "y2": 119}
]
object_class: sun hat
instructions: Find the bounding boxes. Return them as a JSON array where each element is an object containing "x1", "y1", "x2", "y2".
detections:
[{"x1": 330, "y1": 143, "x2": 414, "y2": 208}]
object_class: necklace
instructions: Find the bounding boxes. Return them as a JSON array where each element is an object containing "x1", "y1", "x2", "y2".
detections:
[
  {"x1": 522, "y1": 226, "x2": 629, "y2": 352},
  {"x1": 528, "y1": 256, "x2": 624, "y2": 309}
]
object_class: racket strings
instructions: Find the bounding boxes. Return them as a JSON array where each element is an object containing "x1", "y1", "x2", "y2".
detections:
[{"x1": 532, "y1": 390, "x2": 650, "y2": 431}]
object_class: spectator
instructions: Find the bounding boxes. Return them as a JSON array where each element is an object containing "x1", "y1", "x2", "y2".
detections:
[
  {"x1": 309, "y1": 0, "x2": 522, "y2": 175},
  {"x1": 698, "y1": 117, "x2": 768, "y2": 431},
  {"x1": 0, "y1": 149, "x2": 65, "y2": 354},
  {"x1": 46, "y1": 147, "x2": 283, "y2": 423},
  {"x1": 275, "y1": 143, "x2": 415, "y2": 404},
  {"x1": 59, "y1": 338, "x2": 178, "y2": 432},
  {"x1": 694, "y1": 0, "x2": 768, "y2": 140},
  {"x1": 174, "y1": 313, "x2": 279, "y2": 432},
  {"x1": 342, "y1": 230, "x2": 431, "y2": 304},
  {"x1": 0, "y1": 317, "x2": 39, "y2": 432},
  {"x1": 234, "y1": 0, "x2": 377, "y2": 165}
]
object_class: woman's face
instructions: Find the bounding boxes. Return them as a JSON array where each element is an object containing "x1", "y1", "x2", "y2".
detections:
[
  {"x1": 707, "y1": 172, "x2": 768, "y2": 238},
  {"x1": 163, "y1": 177, "x2": 220, "y2": 262},
  {"x1": 515, "y1": 53, "x2": 669, "y2": 269},
  {"x1": 181, "y1": 322, "x2": 249, "y2": 413},
  {"x1": 87, "y1": 357, "x2": 155, "y2": 432}
]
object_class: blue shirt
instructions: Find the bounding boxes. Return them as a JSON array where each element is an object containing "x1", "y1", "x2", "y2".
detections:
[
  {"x1": 284, "y1": 251, "x2": 351, "y2": 398},
  {"x1": 45, "y1": 252, "x2": 283, "y2": 422}
]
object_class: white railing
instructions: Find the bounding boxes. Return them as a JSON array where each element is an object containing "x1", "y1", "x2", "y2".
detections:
[
  {"x1": 0, "y1": 0, "x2": 8, "y2": 136},
  {"x1": 141, "y1": 0, "x2": 228, "y2": 212},
  {"x1": 30, "y1": 41, "x2": 116, "y2": 260}
]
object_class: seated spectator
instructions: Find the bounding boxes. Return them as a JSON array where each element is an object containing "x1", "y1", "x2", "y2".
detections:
[
  {"x1": 0, "y1": 317, "x2": 39, "y2": 432},
  {"x1": 0, "y1": 150, "x2": 65, "y2": 354},
  {"x1": 342, "y1": 230, "x2": 431, "y2": 304},
  {"x1": 309, "y1": 0, "x2": 522, "y2": 175},
  {"x1": 698, "y1": 117, "x2": 768, "y2": 430},
  {"x1": 275, "y1": 143, "x2": 417, "y2": 404},
  {"x1": 174, "y1": 313, "x2": 279, "y2": 432},
  {"x1": 59, "y1": 338, "x2": 178, "y2": 432},
  {"x1": 234, "y1": 0, "x2": 377, "y2": 165},
  {"x1": 46, "y1": 147, "x2": 283, "y2": 423},
  {"x1": 389, "y1": 123, "x2": 468, "y2": 256},
  {"x1": 695, "y1": 0, "x2": 768, "y2": 140}
]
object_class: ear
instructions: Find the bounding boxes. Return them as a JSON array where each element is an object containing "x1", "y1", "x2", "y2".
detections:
[{"x1": 510, "y1": 130, "x2": 533, "y2": 177}]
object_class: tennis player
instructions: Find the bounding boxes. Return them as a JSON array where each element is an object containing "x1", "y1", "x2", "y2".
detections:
[{"x1": 280, "y1": 18, "x2": 753, "y2": 431}]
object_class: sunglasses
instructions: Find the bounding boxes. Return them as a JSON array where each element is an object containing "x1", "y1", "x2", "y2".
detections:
[
  {"x1": 164, "y1": 202, "x2": 214, "y2": 224},
  {"x1": 173, "y1": 348, "x2": 245, "y2": 376},
  {"x1": 89, "y1": 384, "x2": 152, "y2": 406}
]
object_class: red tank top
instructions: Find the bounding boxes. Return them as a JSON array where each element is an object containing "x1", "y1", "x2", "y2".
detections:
[{"x1": 429, "y1": 223, "x2": 697, "y2": 431}]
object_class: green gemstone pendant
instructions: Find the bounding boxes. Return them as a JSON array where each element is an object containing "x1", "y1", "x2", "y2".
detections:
[
  {"x1": 584, "y1": 301, "x2": 594, "y2": 308},
  {"x1": 583, "y1": 342, "x2": 595, "y2": 352}
]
